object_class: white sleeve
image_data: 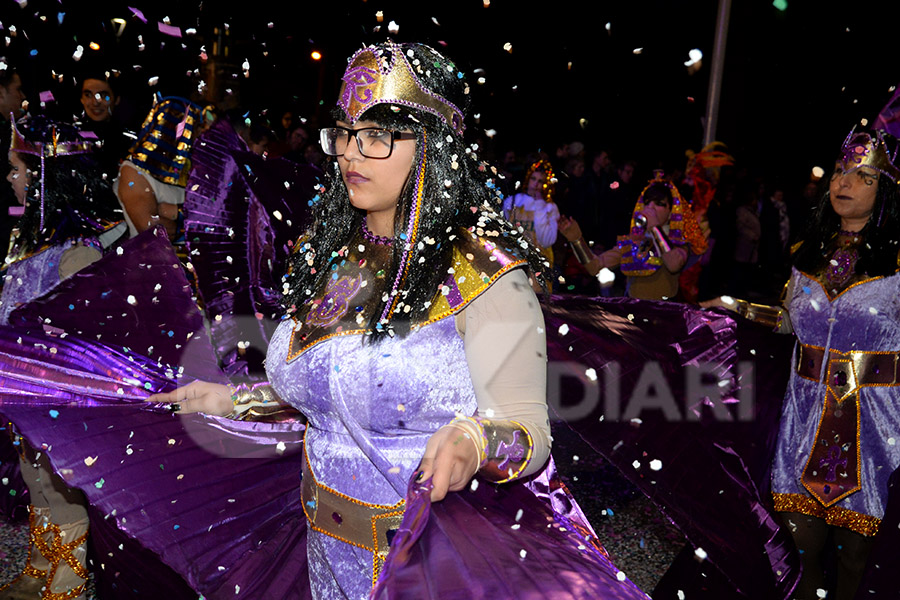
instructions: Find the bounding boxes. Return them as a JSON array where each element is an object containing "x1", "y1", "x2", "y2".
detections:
[
  {"x1": 459, "y1": 267, "x2": 551, "y2": 477},
  {"x1": 533, "y1": 201, "x2": 560, "y2": 248}
]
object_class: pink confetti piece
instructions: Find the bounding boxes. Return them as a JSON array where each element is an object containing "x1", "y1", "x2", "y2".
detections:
[
  {"x1": 158, "y1": 22, "x2": 182, "y2": 38},
  {"x1": 39, "y1": 90, "x2": 54, "y2": 102}
]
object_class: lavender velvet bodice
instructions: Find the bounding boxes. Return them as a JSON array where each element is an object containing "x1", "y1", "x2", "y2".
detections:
[
  {"x1": 0, "y1": 245, "x2": 69, "y2": 325},
  {"x1": 772, "y1": 267, "x2": 900, "y2": 520},
  {"x1": 266, "y1": 314, "x2": 477, "y2": 505}
]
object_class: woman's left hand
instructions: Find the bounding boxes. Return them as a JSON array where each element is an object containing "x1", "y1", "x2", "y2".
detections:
[{"x1": 417, "y1": 424, "x2": 481, "y2": 502}]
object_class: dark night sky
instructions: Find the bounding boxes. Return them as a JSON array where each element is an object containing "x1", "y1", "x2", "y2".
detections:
[{"x1": 3, "y1": 0, "x2": 900, "y2": 191}]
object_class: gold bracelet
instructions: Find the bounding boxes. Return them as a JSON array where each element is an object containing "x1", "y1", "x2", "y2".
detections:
[
  {"x1": 227, "y1": 383, "x2": 280, "y2": 420},
  {"x1": 650, "y1": 226, "x2": 672, "y2": 254},
  {"x1": 570, "y1": 237, "x2": 594, "y2": 265}
]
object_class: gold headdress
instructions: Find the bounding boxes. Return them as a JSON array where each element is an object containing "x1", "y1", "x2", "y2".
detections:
[
  {"x1": 522, "y1": 159, "x2": 556, "y2": 203},
  {"x1": 10, "y1": 115, "x2": 95, "y2": 158},
  {"x1": 618, "y1": 171, "x2": 707, "y2": 276},
  {"x1": 9, "y1": 115, "x2": 96, "y2": 231},
  {"x1": 338, "y1": 41, "x2": 465, "y2": 136},
  {"x1": 840, "y1": 128, "x2": 900, "y2": 184}
]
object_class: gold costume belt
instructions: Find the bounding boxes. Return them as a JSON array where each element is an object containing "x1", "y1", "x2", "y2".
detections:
[
  {"x1": 796, "y1": 344, "x2": 900, "y2": 507},
  {"x1": 300, "y1": 453, "x2": 404, "y2": 560}
]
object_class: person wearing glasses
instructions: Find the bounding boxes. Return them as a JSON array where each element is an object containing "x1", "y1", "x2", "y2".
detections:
[{"x1": 150, "y1": 41, "x2": 646, "y2": 599}]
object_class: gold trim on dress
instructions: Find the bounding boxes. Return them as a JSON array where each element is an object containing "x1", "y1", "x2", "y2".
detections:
[{"x1": 773, "y1": 492, "x2": 880, "y2": 537}]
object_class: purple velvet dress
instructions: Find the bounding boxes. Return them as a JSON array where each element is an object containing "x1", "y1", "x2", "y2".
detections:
[
  {"x1": 772, "y1": 267, "x2": 900, "y2": 534},
  {"x1": 266, "y1": 315, "x2": 476, "y2": 598}
]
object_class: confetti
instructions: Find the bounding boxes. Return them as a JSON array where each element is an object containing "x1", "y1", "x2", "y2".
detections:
[
  {"x1": 49, "y1": 410, "x2": 59, "y2": 419},
  {"x1": 649, "y1": 459, "x2": 662, "y2": 471},
  {"x1": 558, "y1": 324, "x2": 569, "y2": 336},
  {"x1": 694, "y1": 547, "x2": 708, "y2": 560},
  {"x1": 616, "y1": 571, "x2": 627, "y2": 582},
  {"x1": 84, "y1": 456, "x2": 98, "y2": 466}
]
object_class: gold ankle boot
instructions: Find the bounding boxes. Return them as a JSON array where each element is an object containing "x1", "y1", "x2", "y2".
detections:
[{"x1": 0, "y1": 506, "x2": 53, "y2": 600}]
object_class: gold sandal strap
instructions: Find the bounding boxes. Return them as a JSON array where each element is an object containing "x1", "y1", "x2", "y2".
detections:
[
  {"x1": 42, "y1": 581, "x2": 87, "y2": 600},
  {"x1": 55, "y1": 532, "x2": 90, "y2": 580},
  {"x1": 23, "y1": 563, "x2": 48, "y2": 578}
]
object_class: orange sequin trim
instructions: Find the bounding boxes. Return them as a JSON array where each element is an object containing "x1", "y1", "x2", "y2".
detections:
[{"x1": 773, "y1": 492, "x2": 880, "y2": 536}]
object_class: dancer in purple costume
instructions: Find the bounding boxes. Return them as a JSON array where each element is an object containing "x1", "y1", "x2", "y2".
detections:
[
  {"x1": 1, "y1": 116, "x2": 125, "y2": 600},
  {"x1": 705, "y1": 128, "x2": 900, "y2": 600},
  {"x1": 153, "y1": 41, "x2": 647, "y2": 599}
]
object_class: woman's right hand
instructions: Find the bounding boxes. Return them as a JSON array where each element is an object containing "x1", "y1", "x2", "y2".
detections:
[{"x1": 147, "y1": 381, "x2": 233, "y2": 416}]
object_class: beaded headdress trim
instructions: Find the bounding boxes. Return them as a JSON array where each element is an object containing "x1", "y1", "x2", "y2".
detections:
[
  {"x1": 10, "y1": 116, "x2": 95, "y2": 158},
  {"x1": 338, "y1": 42, "x2": 465, "y2": 136}
]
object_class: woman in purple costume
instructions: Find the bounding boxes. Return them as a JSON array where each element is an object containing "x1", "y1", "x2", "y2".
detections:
[
  {"x1": 706, "y1": 128, "x2": 900, "y2": 600},
  {"x1": 1, "y1": 117, "x2": 125, "y2": 600},
  {"x1": 153, "y1": 42, "x2": 647, "y2": 599}
]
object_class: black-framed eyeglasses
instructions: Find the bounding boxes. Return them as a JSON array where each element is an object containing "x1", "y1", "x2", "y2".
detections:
[{"x1": 319, "y1": 126, "x2": 416, "y2": 159}]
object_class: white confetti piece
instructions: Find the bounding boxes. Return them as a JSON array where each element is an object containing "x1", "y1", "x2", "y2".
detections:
[
  {"x1": 816, "y1": 589, "x2": 827, "y2": 599},
  {"x1": 558, "y1": 323, "x2": 569, "y2": 336},
  {"x1": 515, "y1": 509, "x2": 523, "y2": 522},
  {"x1": 470, "y1": 479, "x2": 479, "y2": 491},
  {"x1": 84, "y1": 456, "x2": 98, "y2": 466},
  {"x1": 585, "y1": 368, "x2": 597, "y2": 381},
  {"x1": 649, "y1": 459, "x2": 662, "y2": 471},
  {"x1": 276, "y1": 441, "x2": 286, "y2": 454},
  {"x1": 616, "y1": 571, "x2": 626, "y2": 581},
  {"x1": 694, "y1": 547, "x2": 708, "y2": 560},
  {"x1": 632, "y1": 460, "x2": 641, "y2": 469},
  {"x1": 127, "y1": 295, "x2": 137, "y2": 305},
  {"x1": 519, "y1": 549, "x2": 527, "y2": 559}
]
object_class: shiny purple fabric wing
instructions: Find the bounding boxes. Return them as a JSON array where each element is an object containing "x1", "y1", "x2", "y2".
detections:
[
  {"x1": 540, "y1": 296, "x2": 799, "y2": 599},
  {"x1": 6, "y1": 226, "x2": 223, "y2": 385},
  {"x1": 0, "y1": 328, "x2": 309, "y2": 599},
  {"x1": 184, "y1": 121, "x2": 317, "y2": 378},
  {"x1": 373, "y1": 473, "x2": 648, "y2": 600}
]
